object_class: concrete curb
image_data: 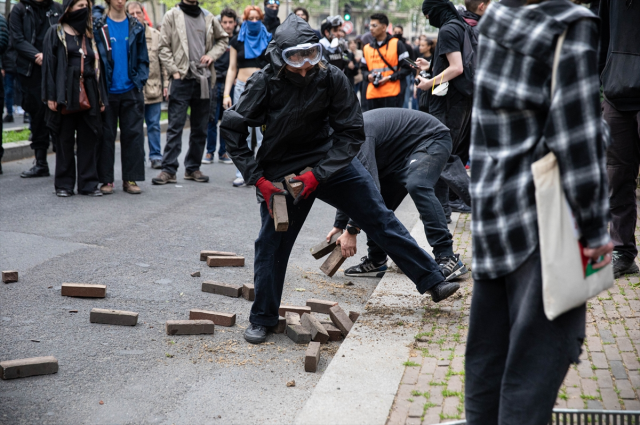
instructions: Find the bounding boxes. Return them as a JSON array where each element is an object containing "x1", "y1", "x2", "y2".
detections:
[
  {"x1": 294, "y1": 212, "x2": 461, "y2": 425},
  {"x1": 1, "y1": 119, "x2": 190, "y2": 163}
]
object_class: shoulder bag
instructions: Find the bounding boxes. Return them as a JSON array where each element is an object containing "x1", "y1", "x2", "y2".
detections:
[{"x1": 62, "y1": 35, "x2": 91, "y2": 115}]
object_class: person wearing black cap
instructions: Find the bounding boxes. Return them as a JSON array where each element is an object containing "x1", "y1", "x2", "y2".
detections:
[
  {"x1": 41, "y1": 0, "x2": 107, "y2": 197},
  {"x1": 221, "y1": 14, "x2": 459, "y2": 345}
]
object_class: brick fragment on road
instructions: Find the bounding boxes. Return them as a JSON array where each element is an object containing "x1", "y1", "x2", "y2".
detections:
[
  {"x1": 199, "y1": 250, "x2": 237, "y2": 261},
  {"x1": 278, "y1": 305, "x2": 311, "y2": 317},
  {"x1": 242, "y1": 284, "x2": 255, "y2": 301},
  {"x1": 320, "y1": 246, "x2": 347, "y2": 277},
  {"x1": 329, "y1": 305, "x2": 353, "y2": 336},
  {"x1": 206, "y1": 256, "x2": 245, "y2": 267},
  {"x1": 165, "y1": 319, "x2": 214, "y2": 335},
  {"x1": 285, "y1": 312, "x2": 311, "y2": 344},
  {"x1": 309, "y1": 232, "x2": 341, "y2": 260},
  {"x1": 0, "y1": 356, "x2": 58, "y2": 379},
  {"x1": 306, "y1": 298, "x2": 338, "y2": 315},
  {"x1": 304, "y1": 341, "x2": 321, "y2": 373},
  {"x1": 190, "y1": 271, "x2": 201, "y2": 277},
  {"x1": 348, "y1": 311, "x2": 360, "y2": 322},
  {"x1": 272, "y1": 182, "x2": 289, "y2": 232},
  {"x1": 2, "y1": 271, "x2": 18, "y2": 283},
  {"x1": 90, "y1": 308, "x2": 138, "y2": 326},
  {"x1": 320, "y1": 321, "x2": 342, "y2": 341},
  {"x1": 274, "y1": 316, "x2": 286, "y2": 333},
  {"x1": 189, "y1": 309, "x2": 236, "y2": 327},
  {"x1": 61, "y1": 283, "x2": 106, "y2": 298},
  {"x1": 201, "y1": 281, "x2": 242, "y2": 297},
  {"x1": 301, "y1": 313, "x2": 329, "y2": 343}
]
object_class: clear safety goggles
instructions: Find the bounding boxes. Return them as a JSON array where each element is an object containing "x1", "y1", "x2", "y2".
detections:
[
  {"x1": 282, "y1": 43, "x2": 323, "y2": 68},
  {"x1": 325, "y1": 15, "x2": 344, "y2": 27}
]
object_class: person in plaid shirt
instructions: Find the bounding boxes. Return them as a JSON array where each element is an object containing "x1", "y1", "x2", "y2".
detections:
[{"x1": 464, "y1": 0, "x2": 613, "y2": 422}]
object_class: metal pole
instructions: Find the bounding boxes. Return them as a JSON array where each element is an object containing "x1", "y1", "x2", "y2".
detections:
[{"x1": 330, "y1": 0, "x2": 338, "y2": 17}]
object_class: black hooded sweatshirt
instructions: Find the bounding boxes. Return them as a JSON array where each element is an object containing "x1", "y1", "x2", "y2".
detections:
[{"x1": 220, "y1": 14, "x2": 364, "y2": 188}]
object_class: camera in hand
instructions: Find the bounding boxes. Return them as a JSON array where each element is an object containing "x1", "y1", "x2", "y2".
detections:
[
  {"x1": 415, "y1": 71, "x2": 431, "y2": 86},
  {"x1": 372, "y1": 72, "x2": 383, "y2": 88}
]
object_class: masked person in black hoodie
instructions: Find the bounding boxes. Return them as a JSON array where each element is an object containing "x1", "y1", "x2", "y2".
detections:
[
  {"x1": 221, "y1": 14, "x2": 458, "y2": 345},
  {"x1": 10, "y1": 0, "x2": 63, "y2": 178},
  {"x1": 263, "y1": 0, "x2": 280, "y2": 35},
  {"x1": 42, "y1": 0, "x2": 107, "y2": 197}
]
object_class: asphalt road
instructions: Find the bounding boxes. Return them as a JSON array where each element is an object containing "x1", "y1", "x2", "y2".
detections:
[{"x1": 0, "y1": 131, "x2": 416, "y2": 425}]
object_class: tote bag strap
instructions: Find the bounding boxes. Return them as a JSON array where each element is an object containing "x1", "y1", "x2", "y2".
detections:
[{"x1": 551, "y1": 28, "x2": 568, "y2": 99}]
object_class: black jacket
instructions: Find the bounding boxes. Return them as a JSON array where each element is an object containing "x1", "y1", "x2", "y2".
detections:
[
  {"x1": 598, "y1": 0, "x2": 640, "y2": 111},
  {"x1": 9, "y1": 0, "x2": 62, "y2": 77},
  {"x1": 263, "y1": 7, "x2": 280, "y2": 35},
  {"x1": 220, "y1": 14, "x2": 364, "y2": 187},
  {"x1": 0, "y1": 14, "x2": 9, "y2": 70}
]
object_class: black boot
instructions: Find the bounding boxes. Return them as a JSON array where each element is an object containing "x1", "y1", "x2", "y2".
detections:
[{"x1": 20, "y1": 149, "x2": 50, "y2": 178}]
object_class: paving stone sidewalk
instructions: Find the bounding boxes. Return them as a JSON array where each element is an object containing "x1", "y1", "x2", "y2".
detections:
[{"x1": 386, "y1": 213, "x2": 640, "y2": 425}]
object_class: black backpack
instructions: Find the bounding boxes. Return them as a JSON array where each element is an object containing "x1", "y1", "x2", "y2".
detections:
[{"x1": 445, "y1": 20, "x2": 478, "y2": 97}]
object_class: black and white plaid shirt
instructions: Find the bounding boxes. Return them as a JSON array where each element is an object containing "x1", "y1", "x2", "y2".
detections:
[{"x1": 470, "y1": 1, "x2": 611, "y2": 280}]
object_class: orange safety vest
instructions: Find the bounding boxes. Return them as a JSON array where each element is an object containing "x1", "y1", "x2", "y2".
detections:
[{"x1": 363, "y1": 38, "x2": 401, "y2": 100}]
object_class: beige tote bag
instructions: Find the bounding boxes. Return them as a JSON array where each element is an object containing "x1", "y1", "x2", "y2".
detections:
[{"x1": 532, "y1": 28, "x2": 614, "y2": 321}]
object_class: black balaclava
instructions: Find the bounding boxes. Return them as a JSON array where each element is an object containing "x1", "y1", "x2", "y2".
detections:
[
  {"x1": 421, "y1": 0, "x2": 461, "y2": 28},
  {"x1": 178, "y1": 0, "x2": 202, "y2": 17},
  {"x1": 285, "y1": 66, "x2": 317, "y2": 88},
  {"x1": 64, "y1": 8, "x2": 88, "y2": 34}
]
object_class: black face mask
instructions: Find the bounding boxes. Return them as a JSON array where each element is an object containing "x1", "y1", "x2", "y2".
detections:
[
  {"x1": 285, "y1": 66, "x2": 317, "y2": 88},
  {"x1": 64, "y1": 8, "x2": 88, "y2": 35},
  {"x1": 265, "y1": 7, "x2": 278, "y2": 18}
]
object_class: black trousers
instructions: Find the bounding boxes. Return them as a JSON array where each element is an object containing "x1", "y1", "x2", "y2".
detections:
[
  {"x1": 20, "y1": 68, "x2": 51, "y2": 151},
  {"x1": 162, "y1": 79, "x2": 209, "y2": 175},
  {"x1": 55, "y1": 111, "x2": 99, "y2": 193},
  {"x1": 98, "y1": 89, "x2": 145, "y2": 183},
  {"x1": 465, "y1": 248, "x2": 585, "y2": 425},
  {"x1": 367, "y1": 92, "x2": 403, "y2": 110},
  {"x1": 604, "y1": 101, "x2": 640, "y2": 261},
  {"x1": 0, "y1": 72, "x2": 4, "y2": 161}
]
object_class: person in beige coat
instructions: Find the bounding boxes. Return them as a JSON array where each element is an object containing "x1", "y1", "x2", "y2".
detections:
[
  {"x1": 152, "y1": 1, "x2": 228, "y2": 185},
  {"x1": 127, "y1": 1, "x2": 168, "y2": 170}
]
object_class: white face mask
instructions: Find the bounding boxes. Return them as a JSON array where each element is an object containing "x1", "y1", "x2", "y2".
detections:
[{"x1": 330, "y1": 37, "x2": 340, "y2": 48}]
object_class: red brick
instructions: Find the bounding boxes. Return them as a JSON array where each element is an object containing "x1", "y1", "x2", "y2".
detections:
[
  {"x1": 304, "y1": 341, "x2": 321, "y2": 372},
  {"x1": 242, "y1": 284, "x2": 255, "y2": 301},
  {"x1": 165, "y1": 319, "x2": 214, "y2": 335},
  {"x1": 329, "y1": 305, "x2": 353, "y2": 336},
  {"x1": 2, "y1": 271, "x2": 18, "y2": 283},
  {"x1": 189, "y1": 309, "x2": 236, "y2": 327},
  {"x1": 320, "y1": 246, "x2": 346, "y2": 277},
  {"x1": 285, "y1": 174, "x2": 303, "y2": 198},
  {"x1": 309, "y1": 232, "x2": 342, "y2": 260},
  {"x1": 274, "y1": 316, "x2": 286, "y2": 333},
  {"x1": 306, "y1": 298, "x2": 338, "y2": 314},
  {"x1": 1, "y1": 356, "x2": 58, "y2": 379},
  {"x1": 301, "y1": 313, "x2": 329, "y2": 344},
  {"x1": 278, "y1": 305, "x2": 311, "y2": 317},
  {"x1": 320, "y1": 321, "x2": 342, "y2": 341},
  {"x1": 272, "y1": 182, "x2": 289, "y2": 232},
  {"x1": 61, "y1": 283, "x2": 106, "y2": 298},
  {"x1": 199, "y1": 250, "x2": 237, "y2": 261},
  {"x1": 206, "y1": 256, "x2": 245, "y2": 267},
  {"x1": 286, "y1": 324, "x2": 311, "y2": 344},
  {"x1": 90, "y1": 308, "x2": 138, "y2": 326},
  {"x1": 201, "y1": 281, "x2": 242, "y2": 297}
]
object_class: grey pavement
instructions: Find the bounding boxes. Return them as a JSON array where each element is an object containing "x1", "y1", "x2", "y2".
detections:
[{"x1": 0, "y1": 130, "x2": 417, "y2": 424}]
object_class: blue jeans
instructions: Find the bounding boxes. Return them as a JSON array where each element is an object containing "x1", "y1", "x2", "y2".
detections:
[
  {"x1": 144, "y1": 102, "x2": 162, "y2": 161},
  {"x1": 250, "y1": 158, "x2": 445, "y2": 327},
  {"x1": 4, "y1": 73, "x2": 14, "y2": 116},
  {"x1": 206, "y1": 81, "x2": 228, "y2": 156}
]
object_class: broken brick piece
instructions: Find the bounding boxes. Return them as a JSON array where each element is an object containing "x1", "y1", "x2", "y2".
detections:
[
  {"x1": 286, "y1": 324, "x2": 311, "y2": 344},
  {"x1": 61, "y1": 283, "x2": 106, "y2": 298},
  {"x1": 278, "y1": 305, "x2": 311, "y2": 317},
  {"x1": 301, "y1": 313, "x2": 329, "y2": 344},
  {"x1": 320, "y1": 246, "x2": 347, "y2": 278},
  {"x1": 190, "y1": 271, "x2": 201, "y2": 278},
  {"x1": 242, "y1": 283, "x2": 255, "y2": 301},
  {"x1": 272, "y1": 182, "x2": 289, "y2": 232},
  {"x1": 285, "y1": 174, "x2": 303, "y2": 198},
  {"x1": 206, "y1": 256, "x2": 245, "y2": 267},
  {"x1": 0, "y1": 356, "x2": 58, "y2": 379},
  {"x1": 165, "y1": 320, "x2": 214, "y2": 335},
  {"x1": 349, "y1": 311, "x2": 360, "y2": 323},
  {"x1": 199, "y1": 250, "x2": 237, "y2": 261},
  {"x1": 309, "y1": 232, "x2": 342, "y2": 260},
  {"x1": 329, "y1": 305, "x2": 353, "y2": 337},
  {"x1": 320, "y1": 321, "x2": 342, "y2": 341},
  {"x1": 2, "y1": 271, "x2": 18, "y2": 283},
  {"x1": 90, "y1": 308, "x2": 138, "y2": 326},
  {"x1": 201, "y1": 281, "x2": 242, "y2": 298},
  {"x1": 306, "y1": 298, "x2": 338, "y2": 315},
  {"x1": 305, "y1": 341, "x2": 321, "y2": 373},
  {"x1": 285, "y1": 311, "x2": 301, "y2": 326},
  {"x1": 274, "y1": 316, "x2": 286, "y2": 333},
  {"x1": 189, "y1": 309, "x2": 236, "y2": 327}
]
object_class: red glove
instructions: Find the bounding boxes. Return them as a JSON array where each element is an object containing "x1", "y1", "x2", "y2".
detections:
[
  {"x1": 289, "y1": 170, "x2": 319, "y2": 205},
  {"x1": 255, "y1": 177, "x2": 287, "y2": 217}
]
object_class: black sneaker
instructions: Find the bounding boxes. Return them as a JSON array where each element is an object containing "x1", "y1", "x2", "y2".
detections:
[
  {"x1": 613, "y1": 251, "x2": 639, "y2": 279},
  {"x1": 436, "y1": 254, "x2": 469, "y2": 282},
  {"x1": 3, "y1": 114, "x2": 13, "y2": 123},
  {"x1": 449, "y1": 199, "x2": 471, "y2": 213},
  {"x1": 427, "y1": 281, "x2": 460, "y2": 303},
  {"x1": 244, "y1": 324, "x2": 268, "y2": 344},
  {"x1": 344, "y1": 256, "x2": 388, "y2": 278}
]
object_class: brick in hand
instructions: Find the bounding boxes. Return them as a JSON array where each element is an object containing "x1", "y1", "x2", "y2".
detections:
[
  {"x1": 305, "y1": 341, "x2": 321, "y2": 373},
  {"x1": 2, "y1": 271, "x2": 18, "y2": 283},
  {"x1": 320, "y1": 246, "x2": 347, "y2": 277},
  {"x1": 272, "y1": 182, "x2": 289, "y2": 232},
  {"x1": 61, "y1": 283, "x2": 106, "y2": 298},
  {"x1": 309, "y1": 232, "x2": 342, "y2": 260},
  {"x1": 1, "y1": 356, "x2": 58, "y2": 379}
]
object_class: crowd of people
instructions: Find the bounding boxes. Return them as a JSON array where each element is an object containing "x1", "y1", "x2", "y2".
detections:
[{"x1": 0, "y1": 0, "x2": 638, "y2": 422}]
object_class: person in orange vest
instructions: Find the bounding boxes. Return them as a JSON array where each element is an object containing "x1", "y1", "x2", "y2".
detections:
[{"x1": 360, "y1": 13, "x2": 411, "y2": 110}]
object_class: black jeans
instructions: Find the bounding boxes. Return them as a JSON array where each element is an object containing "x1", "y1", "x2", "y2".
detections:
[
  {"x1": 0, "y1": 72, "x2": 4, "y2": 161},
  {"x1": 20, "y1": 68, "x2": 51, "y2": 151},
  {"x1": 367, "y1": 137, "x2": 454, "y2": 263},
  {"x1": 250, "y1": 158, "x2": 445, "y2": 327},
  {"x1": 98, "y1": 89, "x2": 145, "y2": 183},
  {"x1": 55, "y1": 111, "x2": 99, "y2": 193},
  {"x1": 604, "y1": 101, "x2": 640, "y2": 261},
  {"x1": 162, "y1": 79, "x2": 209, "y2": 175},
  {"x1": 465, "y1": 248, "x2": 585, "y2": 425},
  {"x1": 367, "y1": 92, "x2": 403, "y2": 110}
]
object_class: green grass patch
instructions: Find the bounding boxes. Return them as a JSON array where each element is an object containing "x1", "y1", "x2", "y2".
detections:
[
  {"x1": 3, "y1": 129, "x2": 31, "y2": 143},
  {"x1": 580, "y1": 394, "x2": 601, "y2": 401},
  {"x1": 415, "y1": 332, "x2": 433, "y2": 340},
  {"x1": 403, "y1": 361, "x2": 420, "y2": 367},
  {"x1": 429, "y1": 381, "x2": 447, "y2": 386}
]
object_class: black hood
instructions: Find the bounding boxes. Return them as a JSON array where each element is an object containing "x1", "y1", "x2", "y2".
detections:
[{"x1": 265, "y1": 13, "x2": 319, "y2": 69}]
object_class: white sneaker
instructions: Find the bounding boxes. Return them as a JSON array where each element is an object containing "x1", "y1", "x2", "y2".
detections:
[
  {"x1": 233, "y1": 177, "x2": 246, "y2": 187},
  {"x1": 15, "y1": 106, "x2": 25, "y2": 115}
]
